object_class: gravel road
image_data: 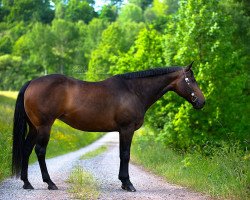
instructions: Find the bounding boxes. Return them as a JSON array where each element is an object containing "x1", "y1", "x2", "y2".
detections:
[{"x1": 0, "y1": 132, "x2": 210, "y2": 200}]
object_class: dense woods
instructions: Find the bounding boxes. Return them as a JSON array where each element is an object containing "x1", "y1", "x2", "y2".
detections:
[{"x1": 0, "y1": 0, "x2": 249, "y2": 152}]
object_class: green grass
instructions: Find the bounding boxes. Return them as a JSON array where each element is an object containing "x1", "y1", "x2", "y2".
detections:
[
  {"x1": 80, "y1": 145, "x2": 108, "y2": 160},
  {"x1": 0, "y1": 91, "x2": 104, "y2": 182},
  {"x1": 67, "y1": 165, "x2": 99, "y2": 200},
  {"x1": 131, "y1": 128, "x2": 250, "y2": 200},
  {"x1": 68, "y1": 145, "x2": 108, "y2": 199}
]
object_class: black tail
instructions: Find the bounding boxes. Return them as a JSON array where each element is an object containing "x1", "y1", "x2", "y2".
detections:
[{"x1": 12, "y1": 81, "x2": 31, "y2": 177}]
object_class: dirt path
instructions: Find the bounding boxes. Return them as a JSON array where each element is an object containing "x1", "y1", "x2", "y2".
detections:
[{"x1": 0, "y1": 132, "x2": 210, "y2": 200}]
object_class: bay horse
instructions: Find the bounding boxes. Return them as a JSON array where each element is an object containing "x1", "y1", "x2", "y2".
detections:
[{"x1": 12, "y1": 62, "x2": 205, "y2": 192}]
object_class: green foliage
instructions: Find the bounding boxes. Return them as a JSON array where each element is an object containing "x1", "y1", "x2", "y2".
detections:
[
  {"x1": 109, "y1": 28, "x2": 165, "y2": 74},
  {"x1": 118, "y1": 3, "x2": 144, "y2": 23},
  {"x1": 0, "y1": 55, "x2": 27, "y2": 90},
  {"x1": 13, "y1": 22, "x2": 55, "y2": 75},
  {"x1": 0, "y1": 35, "x2": 12, "y2": 54},
  {"x1": 0, "y1": 93, "x2": 16, "y2": 180},
  {"x1": 129, "y1": 0, "x2": 153, "y2": 10},
  {"x1": 158, "y1": 0, "x2": 250, "y2": 149},
  {"x1": 144, "y1": 0, "x2": 177, "y2": 31},
  {"x1": 80, "y1": 145, "x2": 107, "y2": 160},
  {"x1": 54, "y1": 1, "x2": 65, "y2": 19},
  {"x1": 64, "y1": 0, "x2": 97, "y2": 23},
  {"x1": 145, "y1": 0, "x2": 169, "y2": 19},
  {"x1": 99, "y1": 5, "x2": 117, "y2": 22},
  {"x1": 5, "y1": 0, "x2": 54, "y2": 23},
  {"x1": 83, "y1": 18, "x2": 108, "y2": 60},
  {"x1": 51, "y1": 19, "x2": 81, "y2": 74},
  {"x1": 131, "y1": 128, "x2": 250, "y2": 199},
  {"x1": 68, "y1": 165, "x2": 99, "y2": 200},
  {"x1": 87, "y1": 21, "x2": 145, "y2": 80}
]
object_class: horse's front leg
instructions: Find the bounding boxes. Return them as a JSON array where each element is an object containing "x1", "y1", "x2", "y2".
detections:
[{"x1": 118, "y1": 128, "x2": 136, "y2": 192}]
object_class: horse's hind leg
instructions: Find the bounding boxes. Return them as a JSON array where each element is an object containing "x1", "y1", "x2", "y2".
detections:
[
  {"x1": 21, "y1": 124, "x2": 37, "y2": 189},
  {"x1": 35, "y1": 126, "x2": 58, "y2": 190}
]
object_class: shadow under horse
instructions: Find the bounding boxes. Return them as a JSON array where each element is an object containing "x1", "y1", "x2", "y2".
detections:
[{"x1": 12, "y1": 62, "x2": 205, "y2": 192}]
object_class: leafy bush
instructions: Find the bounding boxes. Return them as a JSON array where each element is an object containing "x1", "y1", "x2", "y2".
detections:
[{"x1": 131, "y1": 128, "x2": 250, "y2": 199}]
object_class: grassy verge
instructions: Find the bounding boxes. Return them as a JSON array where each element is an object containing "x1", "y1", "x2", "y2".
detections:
[
  {"x1": 131, "y1": 128, "x2": 250, "y2": 200},
  {"x1": 67, "y1": 165, "x2": 99, "y2": 200},
  {"x1": 67, "y1": 145, "x2": 108, "y2": 199},
  {"x1": 80, "y1": 145, "x2": 108, "y2": 160},
  {"x1": 0, "y1": 91, "x2": 104, "y2": 182}
]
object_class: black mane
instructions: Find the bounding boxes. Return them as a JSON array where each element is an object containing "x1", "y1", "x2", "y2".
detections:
[{"x1": 116, "y1": 66, "x2": 183, "y2": 79}]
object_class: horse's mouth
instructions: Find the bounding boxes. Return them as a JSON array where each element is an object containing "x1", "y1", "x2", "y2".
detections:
[{"x1": 193, "y1": 101, "x2": 205, "y2": 110}]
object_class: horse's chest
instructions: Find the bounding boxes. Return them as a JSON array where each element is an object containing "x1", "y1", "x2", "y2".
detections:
[{"x1": 114, "y1": 101, "x2": 145, "y2": 130}]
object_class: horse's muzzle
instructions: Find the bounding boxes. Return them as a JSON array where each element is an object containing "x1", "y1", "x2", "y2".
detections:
[{"x1": 193, "y1": 100, "x2": 205, "y2": 110}]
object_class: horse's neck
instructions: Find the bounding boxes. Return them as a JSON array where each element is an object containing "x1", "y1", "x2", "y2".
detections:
[{"x1": 130, "y1": 71, "x2": 181, "y2": 110}]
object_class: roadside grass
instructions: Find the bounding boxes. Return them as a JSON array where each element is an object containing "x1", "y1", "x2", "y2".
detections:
[
  {"x1": 0, "y1": 91, "x2": 104, "y2": 182},
  {"x1": 131, "y1": 128, "x2": 250, "y2": 200},
  {"x1": 0, "y1": 93, "x2": 16, "y2": 181},
  {"x1": 80, "y1": 145, "x2": 108, "y2": 160},
  {"x1": 67, "y1": 165, "x2": 99, "y2": 200},
  {"x1": 68, "y1": 145, "x2": 108, "y2": 199}
]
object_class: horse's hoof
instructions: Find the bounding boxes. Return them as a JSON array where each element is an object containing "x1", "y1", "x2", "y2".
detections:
[
  {"x1": 23, "y1": 183, "x2": 34, "y2": 190},
  {"x1": 48, "y1": 184, "x2": 58, "y2": 190},
  {"x1": 121, "y1": 184, "x2": 136, "y2": 192}
]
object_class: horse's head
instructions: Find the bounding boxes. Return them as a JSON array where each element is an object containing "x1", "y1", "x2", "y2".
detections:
[{"x1": 173, "y1": 62, "x2": 205, "y2": 109}]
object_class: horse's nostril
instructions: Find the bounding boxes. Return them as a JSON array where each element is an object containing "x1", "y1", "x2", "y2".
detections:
[
  {"x1": 198, "y1": 101, "x2": 205, "y2": 109},
  {"x1": 194, "y1": 100, "x2": 205, "y2": 109}
]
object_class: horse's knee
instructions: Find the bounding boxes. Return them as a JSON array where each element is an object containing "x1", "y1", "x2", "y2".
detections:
[{"x1": 35, "y1": 145, "x2": 46, "y2": 158}]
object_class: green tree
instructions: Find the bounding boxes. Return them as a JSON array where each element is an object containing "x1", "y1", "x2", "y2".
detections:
[
  {"x1": 54, "y1": 1, "x2": 65, "y2": 19},
  {"x1": 0, "y1": 36, "x2": 12, "y2": 55},
  {"x1": 118, "y1": 3, "x2": 144, "y2": 23},
  {"x1": 0, "y1": 54, "x2": 35, "y2": 90},
  {"x1": 6, "y1": 0, "x2": 54, "y2": 23},
  {"x1": 129, "y1": 0, "x2": 153, "y2": 10},
  {"x1": 109, "y1": 28, "x2": 165, "y2": 74},
  {"x1": 87, "y1": 22, "x2": 145, "y2": 80},
  {"x1": 69, "y1": 20, "x2": 89, "y2": 79},
  {"x1": 99, "y1": 5, "x2": 117, "y2": 22},
  {"x1": 83, "y1": 18, "x2": 108, "y2": 61},
  {"x1": 0, "y1": 0, "x2": 9, "y2": 21},
  {"x1": 51, "y1": 19, "x2": 80, "y2": 74},
  {"x1": 64, "y1": 0, "x2": 96, "y2": 23},
  {"x1": 144, "y1": 0, "x2": 179, "y2": 31},
  {"x1": 13, "y1": 22, "x2": 55, "y2": 75},
  {"x1": 144, "y1": 0, "x2": 170, "y2": 30}
]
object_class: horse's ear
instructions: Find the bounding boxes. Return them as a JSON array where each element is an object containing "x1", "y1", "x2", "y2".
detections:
[{"x1": 185, "y1": 61, "x2": 194, "y2": 72}]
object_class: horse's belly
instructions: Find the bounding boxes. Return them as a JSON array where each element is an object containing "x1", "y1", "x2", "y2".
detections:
[{"x1": 58, "y1": 112, "x2": 117, "y2": 132}]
